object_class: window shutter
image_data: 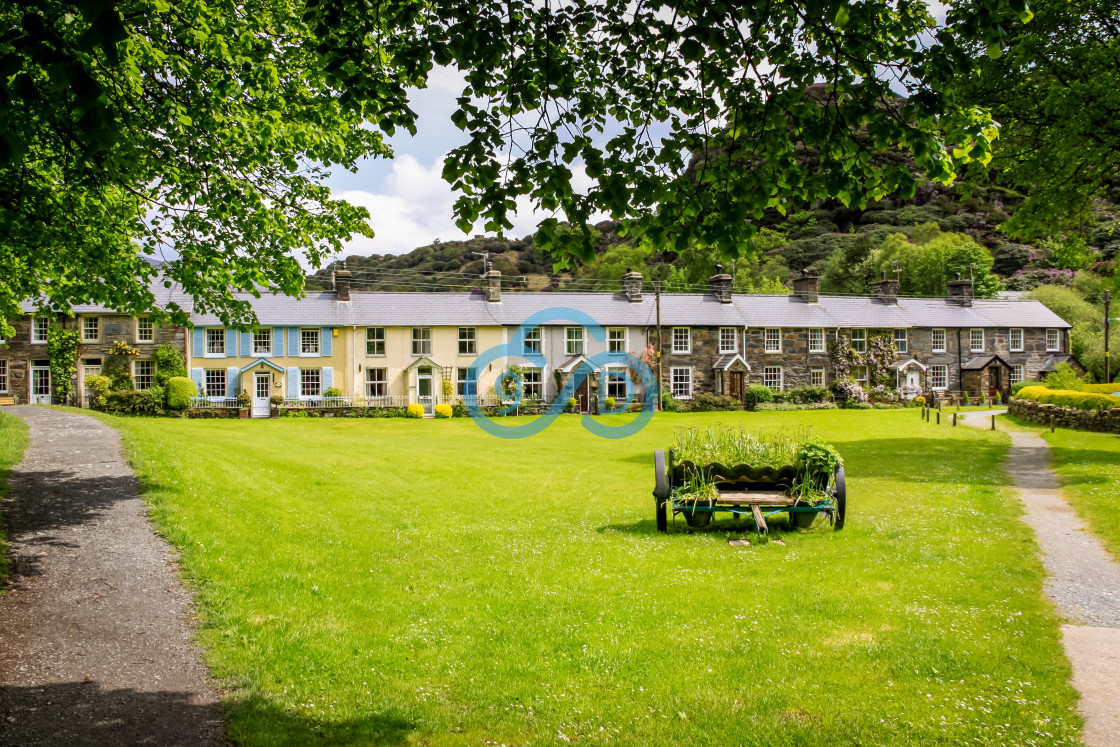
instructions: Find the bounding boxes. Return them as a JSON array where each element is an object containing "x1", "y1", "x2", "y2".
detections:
[
  {"x1": 221, "y1": 328, "x2": 233, "y2": 357},
  {"x1": 192, "y1": 328, "x2": 204, "y2": 358},
  {"x1": 287, "y1": 367, "x2": 299, "y2": 398},
  {"x1": 288, "y1": 327, "x2": 299, "y2": 355},
  {"x1": 274, "y1": 327, "x2": 285, "y2": 356},
  {"x1": 241, "y1": 331, "x2": 251, "y2": 355},
  {"x1": 322, "y1": 328, "x2": 332, "y2": 357},
  {"x1": 191, "y1": 367, "x2": 204, "y2": 395},
  {"x1": 226, "y1": 367, "x2": 238, "y2": 398},
  {"x1": 322, "y1": 367, "x2": 333, "y2": 391}
]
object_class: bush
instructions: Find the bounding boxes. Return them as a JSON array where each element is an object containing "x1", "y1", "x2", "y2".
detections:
[
  {"x1": 236, "y1": 391, "x2": 251, "y2": 407},
  {"x1": 406, "y1": 403, "x2": 424, "y2": 418},
  {"x1": 962, "y1": 391, "x2": 971, "y2": 405},
  {"x1": 153, "y1": 344, "x2": 187, "y2": 387},
  {"x1": 913, "y1": 395, "x2": 926, "y2": 407},
  {"x1": 104, "y1": 364, "x2": 133, "y2": 391},
  {"x1": 269, "y1": 394, "x2": 284, "y2": 406},
  {"x1": 746, "y1": 383, "x2": 774, "y2": 403},
  {"x1": 688, "y1": 392, "x2": 744, "y2": 411},
  {"x1": 84, "y1": 374, "x2": 112, "y2": 409},
  {"x1": 103, "y1": 390, "x2": 164, "y2": 416},
  {"x1": 1011, "y1": 381, "x2": 1031, "y2": 396},
  {"x1": 1083, "y1": 383, "x2": 1120, "y2": 395},
  {"x1": 786, "y1": 385, "x2": 832, "y2": 404},
  {"x1": 1015, "y1": 385, "x2": 1120, "y2": 411},
  {"x1": 603, "y1": 396, "x2": 616, "y2": 411},
  {"x1": 323, "y1": 387, "x2": 343, "y2": 398},
  {"x1": 452, "y1": 401, "x2": 469, "y2": 418},
  {"x1": 568, "y1": 397, "x2": 579, "y2": 411},
  {"x1": 166, "y1": 377, "x2": 197, "y2": 410},
  {"x1": 755, "y1": 402, "x2": 837, "y2": 411},
  {"x1": 434, "y1": 404, "x2": 452, "y2": 418},
  {"x1": 660, "y1": 391, "x2": 680, "y2": 412},
  {"x1": 1043, "y1": 362, "x2": 1085, "y2": 391},
  {"x1": 844, "y1": 400, "x2": 873, "y2": 409},
  {"x1": 147, "y1": 385, "x2": 165, "y2": 406}
]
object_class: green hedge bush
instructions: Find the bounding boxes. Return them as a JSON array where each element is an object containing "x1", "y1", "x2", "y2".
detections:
[
  {"x1": 84, "y1": 374, "x2": 112, "y2": 409},
  {"x1": 688, "y1": 392, "x2": 743, "y2": 412},
  {"x1": 1015, "y1": 385, "x2": 1120, "y2": 411},
  {"x1": 746, "y1": 383, "x2": 774, "y2": 403},
  {"x1": 166, "y1": 377, "x2": 197, "y2": 410},
  {"x1": 1082, "y1": 383, "x2": 1120, "y2": 395},
  {"x1": 104, "y1": 390, "x2": 165, "y2": 416},
  {"x1": 786, "y1": 385, "x2": 832, "y2": 404}
]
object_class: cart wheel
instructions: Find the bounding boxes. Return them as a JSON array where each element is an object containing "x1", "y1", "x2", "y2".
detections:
[
  {"x1": 654, "y1": 449, "x2": 669, "y2": 533},
  {"x1": 832, "y1": 465, "x2": 846, "y2": 530}
]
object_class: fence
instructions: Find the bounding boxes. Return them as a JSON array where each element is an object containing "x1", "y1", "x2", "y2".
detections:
[{"x1": 188, "y1": 397, "x2": 240, "y2": 409}]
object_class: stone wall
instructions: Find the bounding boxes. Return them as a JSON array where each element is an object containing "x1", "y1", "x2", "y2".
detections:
[{"x1": 1008, "y1": 397, "x2": 1120, "y2": 434}]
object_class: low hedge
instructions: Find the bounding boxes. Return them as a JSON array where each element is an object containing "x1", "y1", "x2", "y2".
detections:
[
  {"x1": 166, "y1": 377, "x2": 197, "y2": 410},
  {"x1": 1015, "y1": 385, "x2": 1120, "y2": 411},
  {"x1": 1082, "y1": 383, "x2": 1120, "y2": 395},
  {"x1": 755, "y1": 402, "x2": 838, "y2": 412}
]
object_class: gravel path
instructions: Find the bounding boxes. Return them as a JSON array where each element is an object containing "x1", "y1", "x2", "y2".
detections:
[
  {"x1": 0, "y1": 406, "x2": 222, "y2": 746},
  {"x1": 960, "y1": 409, "x2": 1120, "y2": 746}
]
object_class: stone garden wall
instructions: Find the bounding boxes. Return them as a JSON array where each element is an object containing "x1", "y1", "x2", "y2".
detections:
[{"x1": 1008, "y1": 397, "x2": 1120, "y2": 434}]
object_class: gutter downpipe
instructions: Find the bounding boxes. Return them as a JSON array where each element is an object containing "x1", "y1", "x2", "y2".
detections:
[{"x1": 956, "y1": 329, "x2": 963, "y2": 399}]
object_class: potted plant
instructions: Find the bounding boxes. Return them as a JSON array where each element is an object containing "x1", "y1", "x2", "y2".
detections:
[
  {"x1": 269, "y1": 394, "x2": 284, "y2": 417},
  {"x1": 236, "y1": 390, "x2": 251, "y2": 418}
]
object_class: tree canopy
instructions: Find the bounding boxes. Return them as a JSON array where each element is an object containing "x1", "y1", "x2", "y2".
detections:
[{"x1": 0, "y1": 0, "x2": 1050, "y2": 329}]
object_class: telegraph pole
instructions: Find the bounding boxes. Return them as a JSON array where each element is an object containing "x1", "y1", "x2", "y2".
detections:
[
  {"x1": 655, "y1": 281, "x2": 663, "y2": 411},
  {"x1": 1105, "y1": 289, "x2": 1112, "y2": 383}
]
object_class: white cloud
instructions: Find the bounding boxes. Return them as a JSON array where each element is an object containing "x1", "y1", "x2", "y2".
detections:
[{"x1": 334, "y1": 153, "x2": 604, "y2": 257}]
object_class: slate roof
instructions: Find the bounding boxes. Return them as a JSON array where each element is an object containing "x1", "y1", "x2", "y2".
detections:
[{"x1": 961, "y1": 355, "x2": 1012, "y2": 370}]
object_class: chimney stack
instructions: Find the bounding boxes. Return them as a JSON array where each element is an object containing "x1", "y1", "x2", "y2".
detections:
[
  {"x1": 947, "y1": 272, "x2": 974, "y2": 307},
  {"x1": 334, "y1": 260, "x2": 351, "y2": 302},
  {"x1": 792, "y1": 268, "x2": 820, "y2": 304},
  {"x1": 709, "y1": 264, "x2": 733, "y2": 304},
  {"x1": 874, "y1": 270, "x2": 899, "y2": 304},
  {"x1": 621, "y1": 269, "x2": 643, "y2": 302},
  {"x1": 484, "y1": 269, "x2": 502, "y2": 303}
]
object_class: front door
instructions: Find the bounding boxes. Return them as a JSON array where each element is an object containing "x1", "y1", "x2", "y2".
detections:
[
  {"x1": 577, "y1": 375, "x2": 591, "y2": 413},
  {"x1": 989, "y1": 367, "x2": 1001, "y2": 398},
  {"x1": 906, "y1": 369, "x2": 920, "y2": 393},
  {"x1": 729, "y1": 371, "x2": 744, "y2": 402},
  {"x1": 252, "y1": 373, "x2": 271, "y2": 418},
  {"x1": 417, "y1": 368, "x2": 434, "y2": 415},
  {"x1": 31, "y1": 366, "x2": 51, "y2": 405}
]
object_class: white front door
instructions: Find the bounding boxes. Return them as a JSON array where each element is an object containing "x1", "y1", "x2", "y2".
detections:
[
  {"x1": 252, "y1": 373, "x2": 271, "y2": 418},
  {"x1": 906, "y1": 370, "x2": 921, "y2": 392},
  {"x1": 417, "y1": 374, "x2": 434, "y2": 415},
  {"x1": 31, "y1": 367, "x2": 52, "y2": 405}
]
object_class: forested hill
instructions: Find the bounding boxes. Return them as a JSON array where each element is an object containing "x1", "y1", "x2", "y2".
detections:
[{"x1": 307, "y1": 177, "x2": 1120, "y2": 299}]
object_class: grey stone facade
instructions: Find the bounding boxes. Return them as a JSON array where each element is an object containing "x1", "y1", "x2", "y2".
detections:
[{"x1": 0, "y1": 313, "x2": 186, "y2": 405}]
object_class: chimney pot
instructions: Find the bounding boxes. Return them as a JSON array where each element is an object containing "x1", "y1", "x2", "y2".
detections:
[
  {"x1": 709, "y1": 269, "x2": 733, "y2": 304},
  {"x1": 484, "y1": 270, "x2": 502, "y2": 303},
  {"x1": 792, "y1": 269, "x2": 821, "y2": 303},
  {"x1": 621, "y1": 270, "x2": 644, "y2": 302}
]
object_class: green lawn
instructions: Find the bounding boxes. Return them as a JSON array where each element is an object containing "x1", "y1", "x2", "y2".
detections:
[
  {"x1": 1003, "y1": 414, "x2": 1120, "y2": 563},
  {"x1": 100, "y1": 409, "x2": 1079, "y2": 746},
  {"x1": 0, "y1": 410, "x2": 30, "y2": 586}
]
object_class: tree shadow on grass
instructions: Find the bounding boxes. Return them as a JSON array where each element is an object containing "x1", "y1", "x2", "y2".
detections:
[
  {"x1": 0, "y1": 681, "x2": 416, "y2": 746},
  {"x1": 1045, "y1": 447, "x2": 1118, "y2": 486}
]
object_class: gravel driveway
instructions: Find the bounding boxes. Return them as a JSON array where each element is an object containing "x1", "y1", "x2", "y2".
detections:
[{"x1": 0, "y1": 406, "x2": 222, "y2": 746}]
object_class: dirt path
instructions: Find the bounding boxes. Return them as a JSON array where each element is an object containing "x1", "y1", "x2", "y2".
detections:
[
  {"x1": 0, "y1": 406, "x2": 222, "y2": 746},
  {"x1": 960, "y1": 409, "x2": 1120, "y2": 746}
]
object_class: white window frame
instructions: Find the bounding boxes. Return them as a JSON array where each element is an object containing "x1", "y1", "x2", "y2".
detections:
[
  {"x1": 410, "y1": 327, "x2": 432, "y2": 356},
  {"x1": 1046, "y1": 329, "x2": 1060, "y2": 352},
  {"x1": 133, "y1": 360, "x2": 155, "y2": 391},
  {"x1": 365, "y1": 367, "x2": 387, "y2": 397},
  {"x1": 522, "y1": 368, "x2": 543, "y2": 400},
  {"x1": 31, "y1": 317, "x2": 49, "y2": 344},
  {"x1": 205, "y1": 328, "x2": 225, "y2": 357},
  {"x1": 930, "y1": 365, "x2": 949, "y2": 390},
  {"x1": 366, "y1": 327, "x2": 386, "y2": 356},
  {"x1": 608, "y1": 327, "x2": 627, "y2": 353},
  {"x1": 763, "y1": 366, "x2": 783, "y2": 391},
  {"x1": 204, "y1": 369, "x2": 226, "y2": 398},
  {"x1": 81, "y1": 358, "x2": 102, "y2": 385},
  {"x1": 252, "y1": 328, "x2": 273, "y2": 356},
  {"x1": 1010, "y1": 328, "x2": 1024, "y2": 352},
  {"x1": 81, "y1": 316, "x2": 100, "y2": 342},
  {"x1": 0, "y1": 359, "x2": 7, "y2": 393},
  {"x1": 1010, "y1": 364, "x2": 1024, "y2": 386},
  {"x1": 604, "y1": 366, "x2": 629, "y2": 399},
  {"x1": 970, "y1": 328, "x2": 984, "y2": 353},
  {"x1": 458, "y1": 327, "x2": 477, "y2": 356},
  {"x1": 300, "y1": 368, "x2": 322, "y2": 398},
  {"x1": 456, "y1": 367, "x2": 471, "y2": 396},
  {"x1": 300, "y1": 327, "x2": 321, "y2": 356},
  {"x1": 670, "y1": 366, "x2": 692, "y2": 399},
  {"x1": 932, "y1": 328, "x2": 946, "y2": 353},
  {"x1": 135, "y1": 316, "x2": 155, "y2": 342},
  {"x1": 764, "y1": 328, "x2": 781, "y2": 353},
  {"x1": 852, "y1": 365, "x2": 869, "y2": 385},
  {"x1": 810, "y1": 368, "x2": 825, "y2": 387},
  {"x1": 808, "y1": 328, "x2": 825, "y2": 353},
  {"x1": 671, "y1": 327, "x2": 691, "y2": 354},
  {"x1": 719, "y1": 327, "x2": 737, "y2": 354},
  {"x1": 565, "y1": 327, "x2": 585, "y2": 355},
  {"x1": 850, "y1": 328, "x2": 867, "y2": 353},
  {"x1": 894, "y1": 328, "x2": 908, "y2": 354},
  {"x1": 524, "y1": 326, "x2": 542, "y2": 354}
]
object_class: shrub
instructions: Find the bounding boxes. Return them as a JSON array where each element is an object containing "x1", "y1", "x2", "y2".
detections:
[
  {"x1": 755, "y1": 402, "x2": 837, "y2": 411},
  {"x1": 962, "y1": 391, "x2": 971, "y2": 405},
  {"x1": 269, "y1": 394, "x2": 284, "y2": 406},
  {"x1": 603, "y1": 396, "x2": 616, "y2": 411},
  {"x1": 406, "y1": 403, "x2": 424, "y2": 418},
  {"x1": 689, "y1": 392, "x2": 744, "y2": 412},
  {"x1": 104, "y1": 390, "x2": 164, "y2": 416},
  {"x1": 1015, "y1": 385, "x2": 1120, "y2": 411},
  {"x1": 153, "y1": 344, "x2": 187, "y2": 387},
  {"x1": 166, "y1": 377, "x2": 197, "y2": 410},
  {"x1": 660, "y1": 391, "x2": 680, "y2": 412},
  {"x1": 236, "y1": 391, "x2": 251, "y2": 407},
  {"x1": 746, "y1": 383, "x2": 774, "y2": 403},
  {"x1": 434, "y1": 404, "x2": 452, "y2": 418},
  {"x1": 1083, "y1": 383, "x2": 1120, "y2": 395},
  {"x1": 845, "y1": 400, "x2": 873, "y2": 409},
  {"x1": 323, "y1": 386, "x2": 343, "y2": 398},
  {"x1": 84, "y1": 374, "x2": 112, "y2": 409},
  {"x1": 1043, "y1": 362, "x2": 1085, "y2": 391},
  {"x1": 786, "y1": 385, "x2": 831, "y2": 404},
  {"x1": 568, "y1": 397, "x2": 578, "y2": 411},
  {"x1": 832, "y1": 379, "x2": 867, "y2": 404},
  {"x1": 104, "y1": 364, "x2": 134, "y2": 391},
  {"x1": 1011, "y1": 381, "x2": 1031, "y2": 396},
  {"x1": 452, "y1": 401, "x2": 469, "y2": 418},
  {"x1": 147, "y1": 385, "x2": 165, "y2": 406},
  {"x1": 912, "y1": 395, "x2": 926, "y2": 407}
]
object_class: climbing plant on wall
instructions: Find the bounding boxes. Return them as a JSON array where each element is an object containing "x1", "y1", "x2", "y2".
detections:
[{"x1": 46, "y1": 325, "x2": 81, "y2": 405}]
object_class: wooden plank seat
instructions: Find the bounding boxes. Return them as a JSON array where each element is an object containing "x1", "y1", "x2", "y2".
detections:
[
  {"x1": 0, "y1": 396, "x2": 17, "y2": 406},
  {"x1": 715, "y1": 490, "x2": 795, "y2": 506}
]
